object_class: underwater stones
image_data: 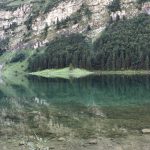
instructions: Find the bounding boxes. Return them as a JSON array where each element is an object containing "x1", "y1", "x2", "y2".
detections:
[
  {"x1": 28, "y1": 135, "x2": 35, "y2": 141},
  {"x1": 49, "y1": 146, "x2": 55, "y2": 149},
  {"x1": 88, "y1": 139, "x2": 97, "y2": 144},
  {"x1": 58, "y1": 137, "x2": 65, "y2": 141},
  {"x1": 31, "y1": 111, "x2": 41, "y2": 115},
  {"x1": 88, "y1": 106, "x2": 106, "y2": 117},
  {"x1": 142, "y1": 129, "x2": 150, "y2": 134},
  {"x1": 19, "y1": 141, "x2": 25, "y2": 146},
  {"x1": 119, "y1": 128, "x2": 128, "y2": 134},
  {"x1": 36, "y1": 143, "x2": 44, "y2": 149}
]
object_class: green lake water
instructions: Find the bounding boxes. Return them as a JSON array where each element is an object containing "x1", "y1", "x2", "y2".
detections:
[{"x1": 0, "y1": 75, "x2": 150, "y2": 139}]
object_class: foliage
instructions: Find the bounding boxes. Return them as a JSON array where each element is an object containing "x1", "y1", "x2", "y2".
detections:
[
  {"x1": 43, "y1": 23, "x2": 49, "y2": 38},
  {"x1": 82, "y1": 4, "x2": 92, "y2": 19},
  {"x1": 27, "y1": 13, "x2": 150, "y2": 71},
  {"x1": 28, "y1": 34, "x2": 92, "y2": 71},
  {"x1": 0, "y1": 3, "x2": 18, "y2": 11},
  {"x1": 30, "y1": 67, "x2": 92, "y2": 79},
  {"x1": 10, "y1": 22, "x2": 18, "y2": 31},
  {"x1": 43, "y1": 0, "x2": 63, "y2": 14},
  {"x1": 0, "y1": 38, "x2": 9, "y2": 55},
  {"x1": 25, "y1": 11, "x2": 39, "y2": 31},
  {"x1": 10, "y1": 52, "x2": 26, "y2": 63},
  {"x1": 56, "y1": 4, "x2": 92, "y2": 30},
  {"x1": 107, "y1": 0, "x2": 121, "y2": 12},
  {"x1": 137, "y1": 0, "x2": 150, "y2": 4},
  {"x1": 93, "y1": 13, "x2": 150, "y2": 70}
]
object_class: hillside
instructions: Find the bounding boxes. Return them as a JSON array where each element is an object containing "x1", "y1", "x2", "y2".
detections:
[{"x1": 1, "y1": 0, "x2": 150, "y2": 75}]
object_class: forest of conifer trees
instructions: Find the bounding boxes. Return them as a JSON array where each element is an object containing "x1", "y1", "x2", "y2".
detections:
[{"x1": 28, "y1": 13, "x2": 150, "y2": 71}]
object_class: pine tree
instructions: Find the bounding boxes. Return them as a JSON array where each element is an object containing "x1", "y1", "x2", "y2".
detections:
[
  {"x1": 112, "y1": 52, "x2": 116, "y2": 70},
  {"x1": 86, "y1": 57, "x2": 92, "y2": 69},
  {"x1": 56, "y1": 17, "x2": 60, "y2": 29},
  {"x1": 106, "y1": 56, "x2": 112, "y2": 70},
  {"x1": 145, "y1": 55, "x2": 149, "y2": 70},
  {"x1": 43, "y1": 23, "x2": 49, "y2": 38}
]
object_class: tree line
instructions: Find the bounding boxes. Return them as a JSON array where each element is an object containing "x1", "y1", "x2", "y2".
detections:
[
  {"x1": 28, "y1": 13, "x2": 150, "y2": 71},
  {"x1": 28, "y1": 34, "x2": 92, "y2": 71},
  {"x1": 93, "y1": 13, "x2": 150, "y2": 70}
]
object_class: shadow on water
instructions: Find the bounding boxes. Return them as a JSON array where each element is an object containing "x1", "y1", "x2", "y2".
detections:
[
  {"x1": 0, "y1": 75, "x2": 150, "y2": 139},
  {"x1": 26, "y1": 75, "x2": 150, "y2": 106}
]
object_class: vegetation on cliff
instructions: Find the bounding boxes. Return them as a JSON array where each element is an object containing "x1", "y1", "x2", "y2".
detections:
[
  {"x1": 27, "y1": 13, "x2": 150, "y2": 72},
  {"x1": 107, "y1": 0, "x2": 121, "y2": 13},
  {"x1": 28, "y1": 34, "x2": 92, "y2": 71},
  {"x1": 137, "y1": 0, "x2": 150, "y2": 4},
  {"x1": 1, "y1": 1, "x2": 150, "y2": 74},
  {"x1": 0, "y1": 38, "x2": 9, "y2": 55},
  {"x1": 93, "y1": 13, "x2": 150, "y2": 70}
]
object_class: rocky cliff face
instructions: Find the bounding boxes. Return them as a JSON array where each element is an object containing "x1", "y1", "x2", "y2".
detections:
[{"x1": 0, "y1": 0, "x2": 149, "y2": 51}]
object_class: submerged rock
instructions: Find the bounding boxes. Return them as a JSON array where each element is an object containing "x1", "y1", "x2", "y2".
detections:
[
  {"x1": 58, "y1": 137, "x2": 65, "y2": 141},
  {"x1": 49, "y1": 146, "x2": 55, "y2": 149},
  {"x1": 19, "y1": 141, "x2": 25, "y2": 146},
  {"x1": 88, "y1": 139, "x2": 97, "y2": 144},
  {"x1": 142, "y1": 129, "x2": 150, "y2": 134}
]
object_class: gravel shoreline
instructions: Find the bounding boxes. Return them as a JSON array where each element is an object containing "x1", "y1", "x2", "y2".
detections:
[{"x1": 1, "y1": 134, "x2": 150, "y2": 150}]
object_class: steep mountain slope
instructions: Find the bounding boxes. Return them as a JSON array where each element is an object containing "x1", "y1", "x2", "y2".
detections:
[
  {"x1": 1, "y1": 0, "x2": 150, "y2": 73},
  {"x1": 0, "y1": 0, "x2": 143, "y2": 50}
]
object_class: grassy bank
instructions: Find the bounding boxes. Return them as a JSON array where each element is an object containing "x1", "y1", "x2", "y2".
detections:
[
  {"x1": 1, "y1": 51, "x2": 150, "y2": 80},
  {"x1": 96, "y1": 70, "x2": 150, "y2": 75},
  {"x1": 29, "y1": 68, "x2": 150, "y2": 79},
  {"x1": 1, "y1": 51, "x2": 31, "y2": 77},
  {"x1": 30, "y1": 67, "x2": 93, "y2": 79},
  {"x1": 0, "y1": 50, "x2": 33, "y2": 86}
]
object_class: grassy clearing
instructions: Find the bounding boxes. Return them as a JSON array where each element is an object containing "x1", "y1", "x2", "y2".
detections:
[
  {"x1": 7, "y1": 0, "x2": 31, "y2": 6},
  {"x1": 30, "y1": 68, "x2": 150, "y2": 79},
  {"x1": 0, "y1": 50, "x2": 35, "y2": 85},
  {"x1": 0, "y1": 51, "x2": 16, "y2": 64},
  {"x1": 1, "y1": 59, "x2": 29, "y2": 86},
  {"x1": 30, "y1": 67, "x2": 93, "y2": 79},
  {"x1": 96, "y1": 70, "x2": 150, "y2": 75},
  {"x1": 1, "y1": 51, "x2": 30, "y2": 76}
]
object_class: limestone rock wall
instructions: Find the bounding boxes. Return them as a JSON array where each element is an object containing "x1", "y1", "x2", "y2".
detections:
[
  {"x1": 0, "y1": 4, "x2": 32, "y2": 47},
  {"x1": 0, "y1": 0, "x2": 149, "y2": 50},
  {"x1": 32, "y1": 0, "x2": 83, "y2": 34}
]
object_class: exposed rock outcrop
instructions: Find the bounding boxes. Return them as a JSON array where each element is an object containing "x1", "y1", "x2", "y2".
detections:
[{"x1": 0, "y1": 0, "x2": 149, "y2": 50}]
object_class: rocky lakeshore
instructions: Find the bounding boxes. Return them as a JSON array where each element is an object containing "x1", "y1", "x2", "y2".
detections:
[{"x1": 1, "y1": 134, "x2": 150, "y2": 150}]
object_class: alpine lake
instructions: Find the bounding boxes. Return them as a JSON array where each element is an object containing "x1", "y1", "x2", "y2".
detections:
[{"x1": 0, "y1": 74, "x2": 150, "y2": 150}]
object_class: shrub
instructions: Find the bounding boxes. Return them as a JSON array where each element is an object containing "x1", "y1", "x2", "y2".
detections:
[
  {"x1": 10, "y1": 52, "x2": 26, "y2": 63},
  {"x1": 137, "y1": 0, "x2": 150, "y2": 4},
  {"x1": 43, "y1": 0, "x2": 63, "y2": 14},
  {"x1": 107, "y1": 0, "x2": 121, "y2": 12},
  {"x1": 25, "y1": 11, "x2": 39, "y2": 31},
  {"x1": 0, "y1": 38, "x2": 9, "y2": 55},
  {"x1": 56, "y1": 4, "x2": 92, "y2": 30}
]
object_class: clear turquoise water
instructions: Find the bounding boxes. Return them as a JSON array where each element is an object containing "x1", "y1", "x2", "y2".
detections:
[
  {"x1": 0, "y1": 75, "x2": 150, "y2": 138},
  {"x1": 1, "y1": 75, "x2": 150, "y2": 106}
]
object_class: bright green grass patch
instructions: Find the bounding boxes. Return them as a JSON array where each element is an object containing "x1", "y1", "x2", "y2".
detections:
[
  {"x1": 30, "y1": 67, "x2": 93, "y2": 79},
  {"x1": 2, "y1": 60, "x2": 27, "y2": 76},
  {"x1": 0, "y1": 50, "x2": 34, "y2": 84},
  {"x1": 7, "y1": 0, "x2": 32, "y2": 6},
  {"x1": 0, "y1": 51, "x2": 16, "y2": 64},
  {"x1": 96, "y1": 70, "x2": 150, "y2": 75},
  {"x1": 1, "y1": 59, "x2": 30, "y2": 86}
]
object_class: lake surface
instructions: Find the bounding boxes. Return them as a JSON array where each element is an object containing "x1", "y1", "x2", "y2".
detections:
[{"x1": 0, "y1": 75, "x2": 150, "y2": 140}]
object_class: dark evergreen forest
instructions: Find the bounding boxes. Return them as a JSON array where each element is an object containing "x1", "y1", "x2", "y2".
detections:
[{"x1": 28, "y1": 13, "x2": 150, "y2": 71}]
